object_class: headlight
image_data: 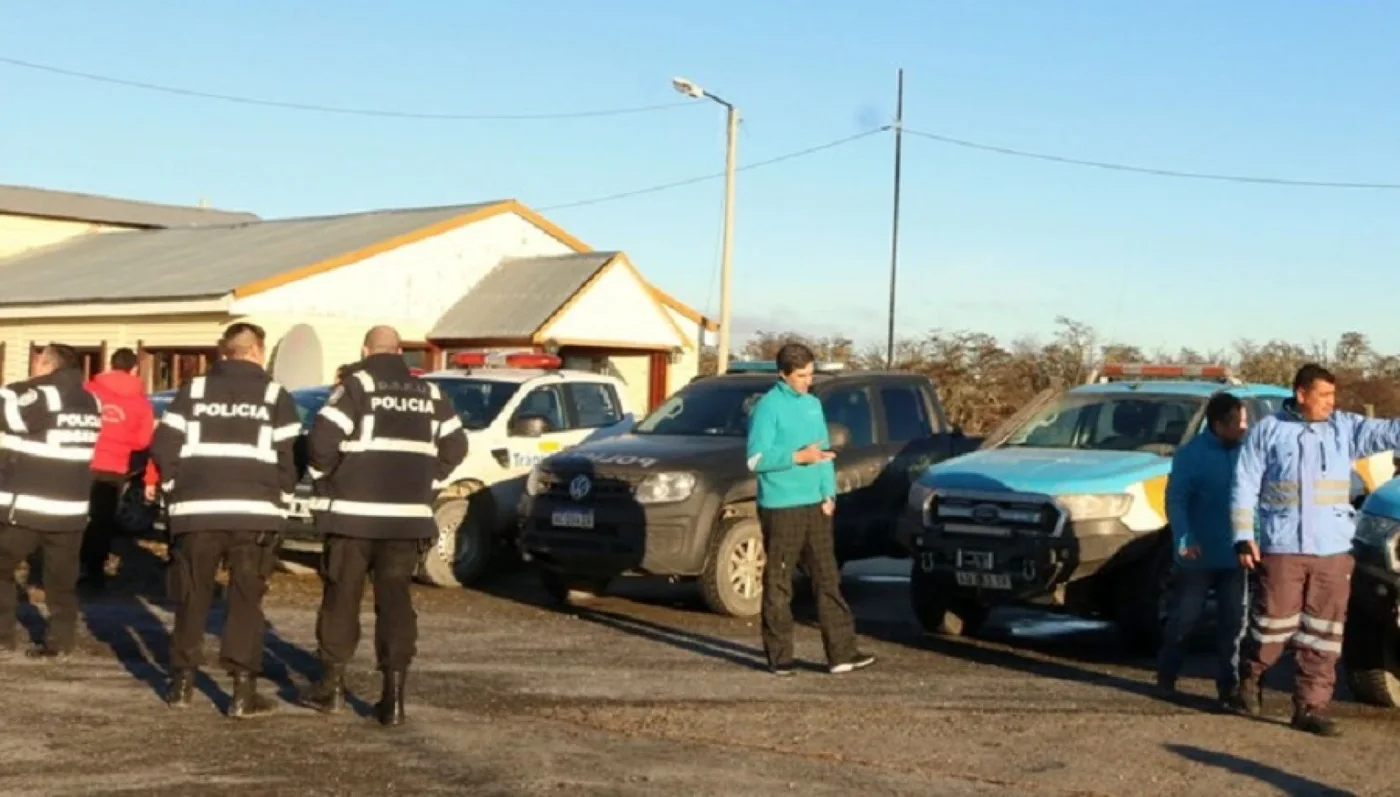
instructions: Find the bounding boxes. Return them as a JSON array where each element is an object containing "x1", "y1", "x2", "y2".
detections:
[
  {"x1": 1055, "y1": 493, "x2": 1133, "y2": 522},
  {"x1": 526, "y1": 466, "x2": 546, "y2": 496},
  {"x1": 1355, "y1": 512, "x2": 1400, "y2": 572},
  {"x1": 908, "y1": 482, "x2": 936, "y2": 526},
  {"x1": 635, "y1": 472, "x2": 697, "y2": 505}
]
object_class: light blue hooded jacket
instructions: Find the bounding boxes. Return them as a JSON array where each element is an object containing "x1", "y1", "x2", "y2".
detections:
[{"x1": 1232, "y1": 400, "x2": 1400, "y2": 556}]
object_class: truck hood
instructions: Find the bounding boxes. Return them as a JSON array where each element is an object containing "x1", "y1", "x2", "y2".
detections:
[
  {"x1": 920, "y1": 447, "x2": 1170, "y2": 495},
  {"x1": 544, "y1": 433, "x2": 746, "y2": 475},
  {"x1": 1363, "y1": 478, "x2": 1400, "y2": 521}
]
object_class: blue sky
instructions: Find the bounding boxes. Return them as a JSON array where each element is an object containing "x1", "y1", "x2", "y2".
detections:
[{"x1": 3, "y1": 1, "x2": 1399, "y2": 355}]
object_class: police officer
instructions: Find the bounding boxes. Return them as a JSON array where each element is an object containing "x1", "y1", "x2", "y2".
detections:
[
  {"x1": 0, "y1": 344, "x2": 102, "y2": 660},
  {"x1": 151, "y1": 323, "x2": 301, "y2": 717},
  {"x1": 298, "y1": 325, "x2": 466, "y2": 725}
]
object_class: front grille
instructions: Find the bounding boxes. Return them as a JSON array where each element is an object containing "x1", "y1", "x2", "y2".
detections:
[
  {"x1": 538, "y1": 467, "x2": 645, "y2": 502},
  {"x1": 930, "y1": 490, "x2": 1064, "y2": 537}
]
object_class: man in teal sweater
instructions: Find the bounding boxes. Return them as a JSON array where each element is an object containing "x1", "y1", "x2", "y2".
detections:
[
  {"x1": 1157, "y1": 391, "x2": 1250, "y2": 709},
  {"x1": 746, "y1": 343, "x2": 875, "y2": 676}
]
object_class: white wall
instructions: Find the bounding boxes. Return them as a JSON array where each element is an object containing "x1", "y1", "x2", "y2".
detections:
[
  {"x1": 230, "y1": 212, "x2": 574, "y2": 323},
  {"x1": 540, "y1": 261, "x2": 686, "y2": 349}
]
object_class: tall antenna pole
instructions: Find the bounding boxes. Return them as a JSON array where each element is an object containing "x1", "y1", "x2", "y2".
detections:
[{"x1": 884, "y1": 68, "x2": 905, "y2": 369}]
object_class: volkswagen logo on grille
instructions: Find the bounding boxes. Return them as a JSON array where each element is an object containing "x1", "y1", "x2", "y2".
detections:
[
  {"x1": 568, "y1": 475, "x2": 592, "y2": 502},
  {"x1": 971, "y1": 504, "x2": 999, "y2": 523}
]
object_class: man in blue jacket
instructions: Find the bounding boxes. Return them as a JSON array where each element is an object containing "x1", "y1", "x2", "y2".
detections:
[
  {"x1": 1232, "y1": 363, "x2": 1400, "y2": 736},
  {"x1": 746, "y1": 343, "x2": 875, "y2": 677},
  {"x1": 1157, "y1": 392, "x2": 1250, "y2": 709}
]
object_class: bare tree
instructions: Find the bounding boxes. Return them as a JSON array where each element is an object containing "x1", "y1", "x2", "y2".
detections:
[{"x1": 720, "y1": 318, "x2": 1400, "y2": 435}]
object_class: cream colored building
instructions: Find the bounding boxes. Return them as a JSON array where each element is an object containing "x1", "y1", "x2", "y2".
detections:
[
  {"x1": 0, "y1": 183, "x2": 257, "y2": 260},
  {"x1": 0, "y1": 186, "x2": 715, "y2": 412}
]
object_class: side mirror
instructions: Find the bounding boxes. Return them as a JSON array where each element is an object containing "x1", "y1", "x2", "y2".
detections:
[
  {"x1": 826, "y1": 422, "x2": 850, "y2": 452},
  {"x1": 510, "y1": 414, "x2": 551, "y2": 438}
]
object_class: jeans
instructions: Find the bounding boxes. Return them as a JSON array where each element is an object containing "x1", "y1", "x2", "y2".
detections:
[{"x1": 1156, "y1": 566, "x2": 1248, "y2": 699}]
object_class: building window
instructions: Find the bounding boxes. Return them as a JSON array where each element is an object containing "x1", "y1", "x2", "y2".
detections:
[
  {"x1": 30, "y1": 343, "x2": 105, "y2": 380},
  {"x1": 142, "y1": 347, "x2": 219, "y2": 392}
]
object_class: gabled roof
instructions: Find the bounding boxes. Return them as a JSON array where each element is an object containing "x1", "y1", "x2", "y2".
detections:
[
  {"x1": 0, "y1": 183, "x2": 258, "y2": 228},
  {"x1": 429, "y1": 252, "x2": 619, "y2": 340},
  {"x1": 645, "y1": 281, "x2": 718, "y2": 332},
  {"x1": 0, "y1": 200, "x2": 523, "y2": 306}
]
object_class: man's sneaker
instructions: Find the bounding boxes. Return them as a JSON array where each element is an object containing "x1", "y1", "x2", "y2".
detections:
[
  {"x1": 24, "y1": 646, "x2": 70, "y2": 662},
  {"x1": 1292, "y1": 707, "x2": 1341, "y2": 737},
  {"x1": 770, "y1": 664, "x2": 795, "y2": 677},
  {"x1": 829, "y1": 653, "x2": 876, "y2": 674}
]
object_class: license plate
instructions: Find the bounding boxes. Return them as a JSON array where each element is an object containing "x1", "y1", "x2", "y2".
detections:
[
  {"x1": 956, "y1": 549, "x2": 994, "y2": 570},
  {"x1": 955, "y1": 571, "x2": 1012, "y2": 589},
  {"x1": 551, "y1": 509, "x2": 595, "y2": 530}
]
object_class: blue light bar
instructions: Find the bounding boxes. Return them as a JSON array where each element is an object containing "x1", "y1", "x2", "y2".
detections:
[{"x1": 725, "y1": 360, "x2": 846, "y2": 374}]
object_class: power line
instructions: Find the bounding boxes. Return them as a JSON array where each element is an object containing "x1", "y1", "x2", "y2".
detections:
[
  {"x1": 539, "y1": 127, "x2": 889, "y2": 211},
  {"x1": 905, "y1": 128, "x2": 1400, "y2": 190},
  {"x1": 0, "y1": 55, "x2": 696, "y2": 120}
]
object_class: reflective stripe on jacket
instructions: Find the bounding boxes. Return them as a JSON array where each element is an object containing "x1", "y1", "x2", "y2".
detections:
[{"x1": 1232, "y1": 400, "x2": 1400, "y2": 556}]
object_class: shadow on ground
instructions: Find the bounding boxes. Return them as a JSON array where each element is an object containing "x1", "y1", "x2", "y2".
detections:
[{"x1": 1166, "y1": 743, "x2": 1357, "y2": 796}]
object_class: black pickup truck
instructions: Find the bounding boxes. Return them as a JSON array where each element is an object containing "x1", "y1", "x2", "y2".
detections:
[{"x1": 517, "y1": 364, "x2": 980, "y2": 617}]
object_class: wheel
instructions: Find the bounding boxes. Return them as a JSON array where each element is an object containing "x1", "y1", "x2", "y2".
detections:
[
  {"x1": 700, "y1": 517, "x2": 766, "y2": 617},
  {"x1": 418, "y1": 491, "x2": 493, "y2": 588},
  {"x1": 1343, "y1": 604, "x2": 1400, "y2": 707},
  {"x1": 909, "y1": 562, "x2": 988, "y2": 637},
  {"x1": 1115, "y1": 541, "x2": 1172, "y2": 656},
  {"x1": 538, "y1": 568, "x2": 609, "y2": 606}
]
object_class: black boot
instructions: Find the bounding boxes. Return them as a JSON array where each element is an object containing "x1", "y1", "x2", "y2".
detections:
[
  {"x1": 1292, "y1": 705, "x2": 1342, "y2": 737},
  {"x1": 1230, "y1": 675, "x2": 1262, "y2": 717},
  {"x1": 227, "y1": 671, "x2": 276, "y2": 719},
  {"x1": 298, "y1": 663, "x2": 347, "y2": 714},
  {"x1": 375, "y1": 669, "x2": 406, "y2": 727},
  {"x1": 166, "y1": 669, "x2": 195, "y2": 709}
]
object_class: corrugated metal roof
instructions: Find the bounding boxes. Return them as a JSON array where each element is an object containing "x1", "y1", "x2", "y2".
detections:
[
  {"x1": 0, "y1": 202, "x2": 506, "y2": 306},
  {"x1": 429, "y1": 252, "x2": 618, "y2": 340},
  {"x1": 0, "y1": 184, "x2": 259, "y2": 228}
]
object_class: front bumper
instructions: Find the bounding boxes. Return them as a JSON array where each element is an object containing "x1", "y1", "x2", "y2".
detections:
[
  {"x1": 518, "y1": 491, "x2": 719, "y2": 578},
  {"x1": 908, "y1": 508, "x2": 1134, "y2": 605},
  {"x1": 1351, "y1": 543, "x2": 1400, "y2": 623}
]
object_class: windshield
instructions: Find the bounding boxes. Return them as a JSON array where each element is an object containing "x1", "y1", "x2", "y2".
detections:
[
  {"x1": 635, "y1": 380, "x2": 773, "y2": 437},
  {"x1": 429, "y1": 378, "x2": 520, "y2": 431},
  {"x1": 1003, "y1": 392, "x2": 1205, "y2": 454}
]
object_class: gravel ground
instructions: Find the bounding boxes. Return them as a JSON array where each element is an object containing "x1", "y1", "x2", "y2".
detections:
[{"x1": 0, "y1": 545, "x2": 1389, "y2": 796}]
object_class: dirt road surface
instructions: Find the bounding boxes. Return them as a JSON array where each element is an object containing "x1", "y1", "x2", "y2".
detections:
[{"x1": 0, "y1": 552, "x2": 1389, "y2": 796}]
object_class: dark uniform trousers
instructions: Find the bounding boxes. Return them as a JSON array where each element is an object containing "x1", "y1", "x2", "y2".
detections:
[
  {"x1": 80, "y1": 472, "x2": 126, "y2": 578},
  {"x1": 759, "y1": 503, "x2": 859, "y2": 668},
  {"x1": 316, "y1": 534, "x2": 423, "y2": 670},
  {"x1": 0, "y1": 526, "x2": 81, "y2": 651},
  {"x1": 167, "y1": 529, "x2": 278, "y2": 673}
]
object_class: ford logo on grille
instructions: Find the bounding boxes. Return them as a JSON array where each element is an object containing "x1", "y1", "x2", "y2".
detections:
[
  {"x1": 568, "y1": 475, "x2": 592, "y2": 502},
  {"x1": 971, "y1": 504, "x2": 999, "y2": 523}
]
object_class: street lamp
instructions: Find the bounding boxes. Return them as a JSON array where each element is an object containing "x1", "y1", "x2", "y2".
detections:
[{"x1": 672, "y1": 76, "x2": 738, "y2": 373}]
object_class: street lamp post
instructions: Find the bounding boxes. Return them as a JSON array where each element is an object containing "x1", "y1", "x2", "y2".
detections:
[{"x1": 672, "y1": 77, "x2": 738, "y2": 373}]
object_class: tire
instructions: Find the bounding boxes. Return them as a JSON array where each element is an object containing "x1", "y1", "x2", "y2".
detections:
[
  {"x1": 1343, "y1": 604, "x2": 1400, "y2": 707},
  {"x1": 1115, "y1": 540, "x2": 1172, "y2": 657},
  {"x1": 700, "y1": 517, "x2": 766, "y2": 618},
  {"x1": 909, "y1": 562, "x2": 988, "y2": 637},
  {"x1": 418, "y1": 490, "x2": 493, "y2": 588},
  {"x1": 538, "y1": 568, "x2": 609, "y2": 607}
]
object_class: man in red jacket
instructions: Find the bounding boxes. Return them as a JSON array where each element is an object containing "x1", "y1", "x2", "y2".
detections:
[{"x1": 80, "y1": 348, "x2": 154, "y2": 589}]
